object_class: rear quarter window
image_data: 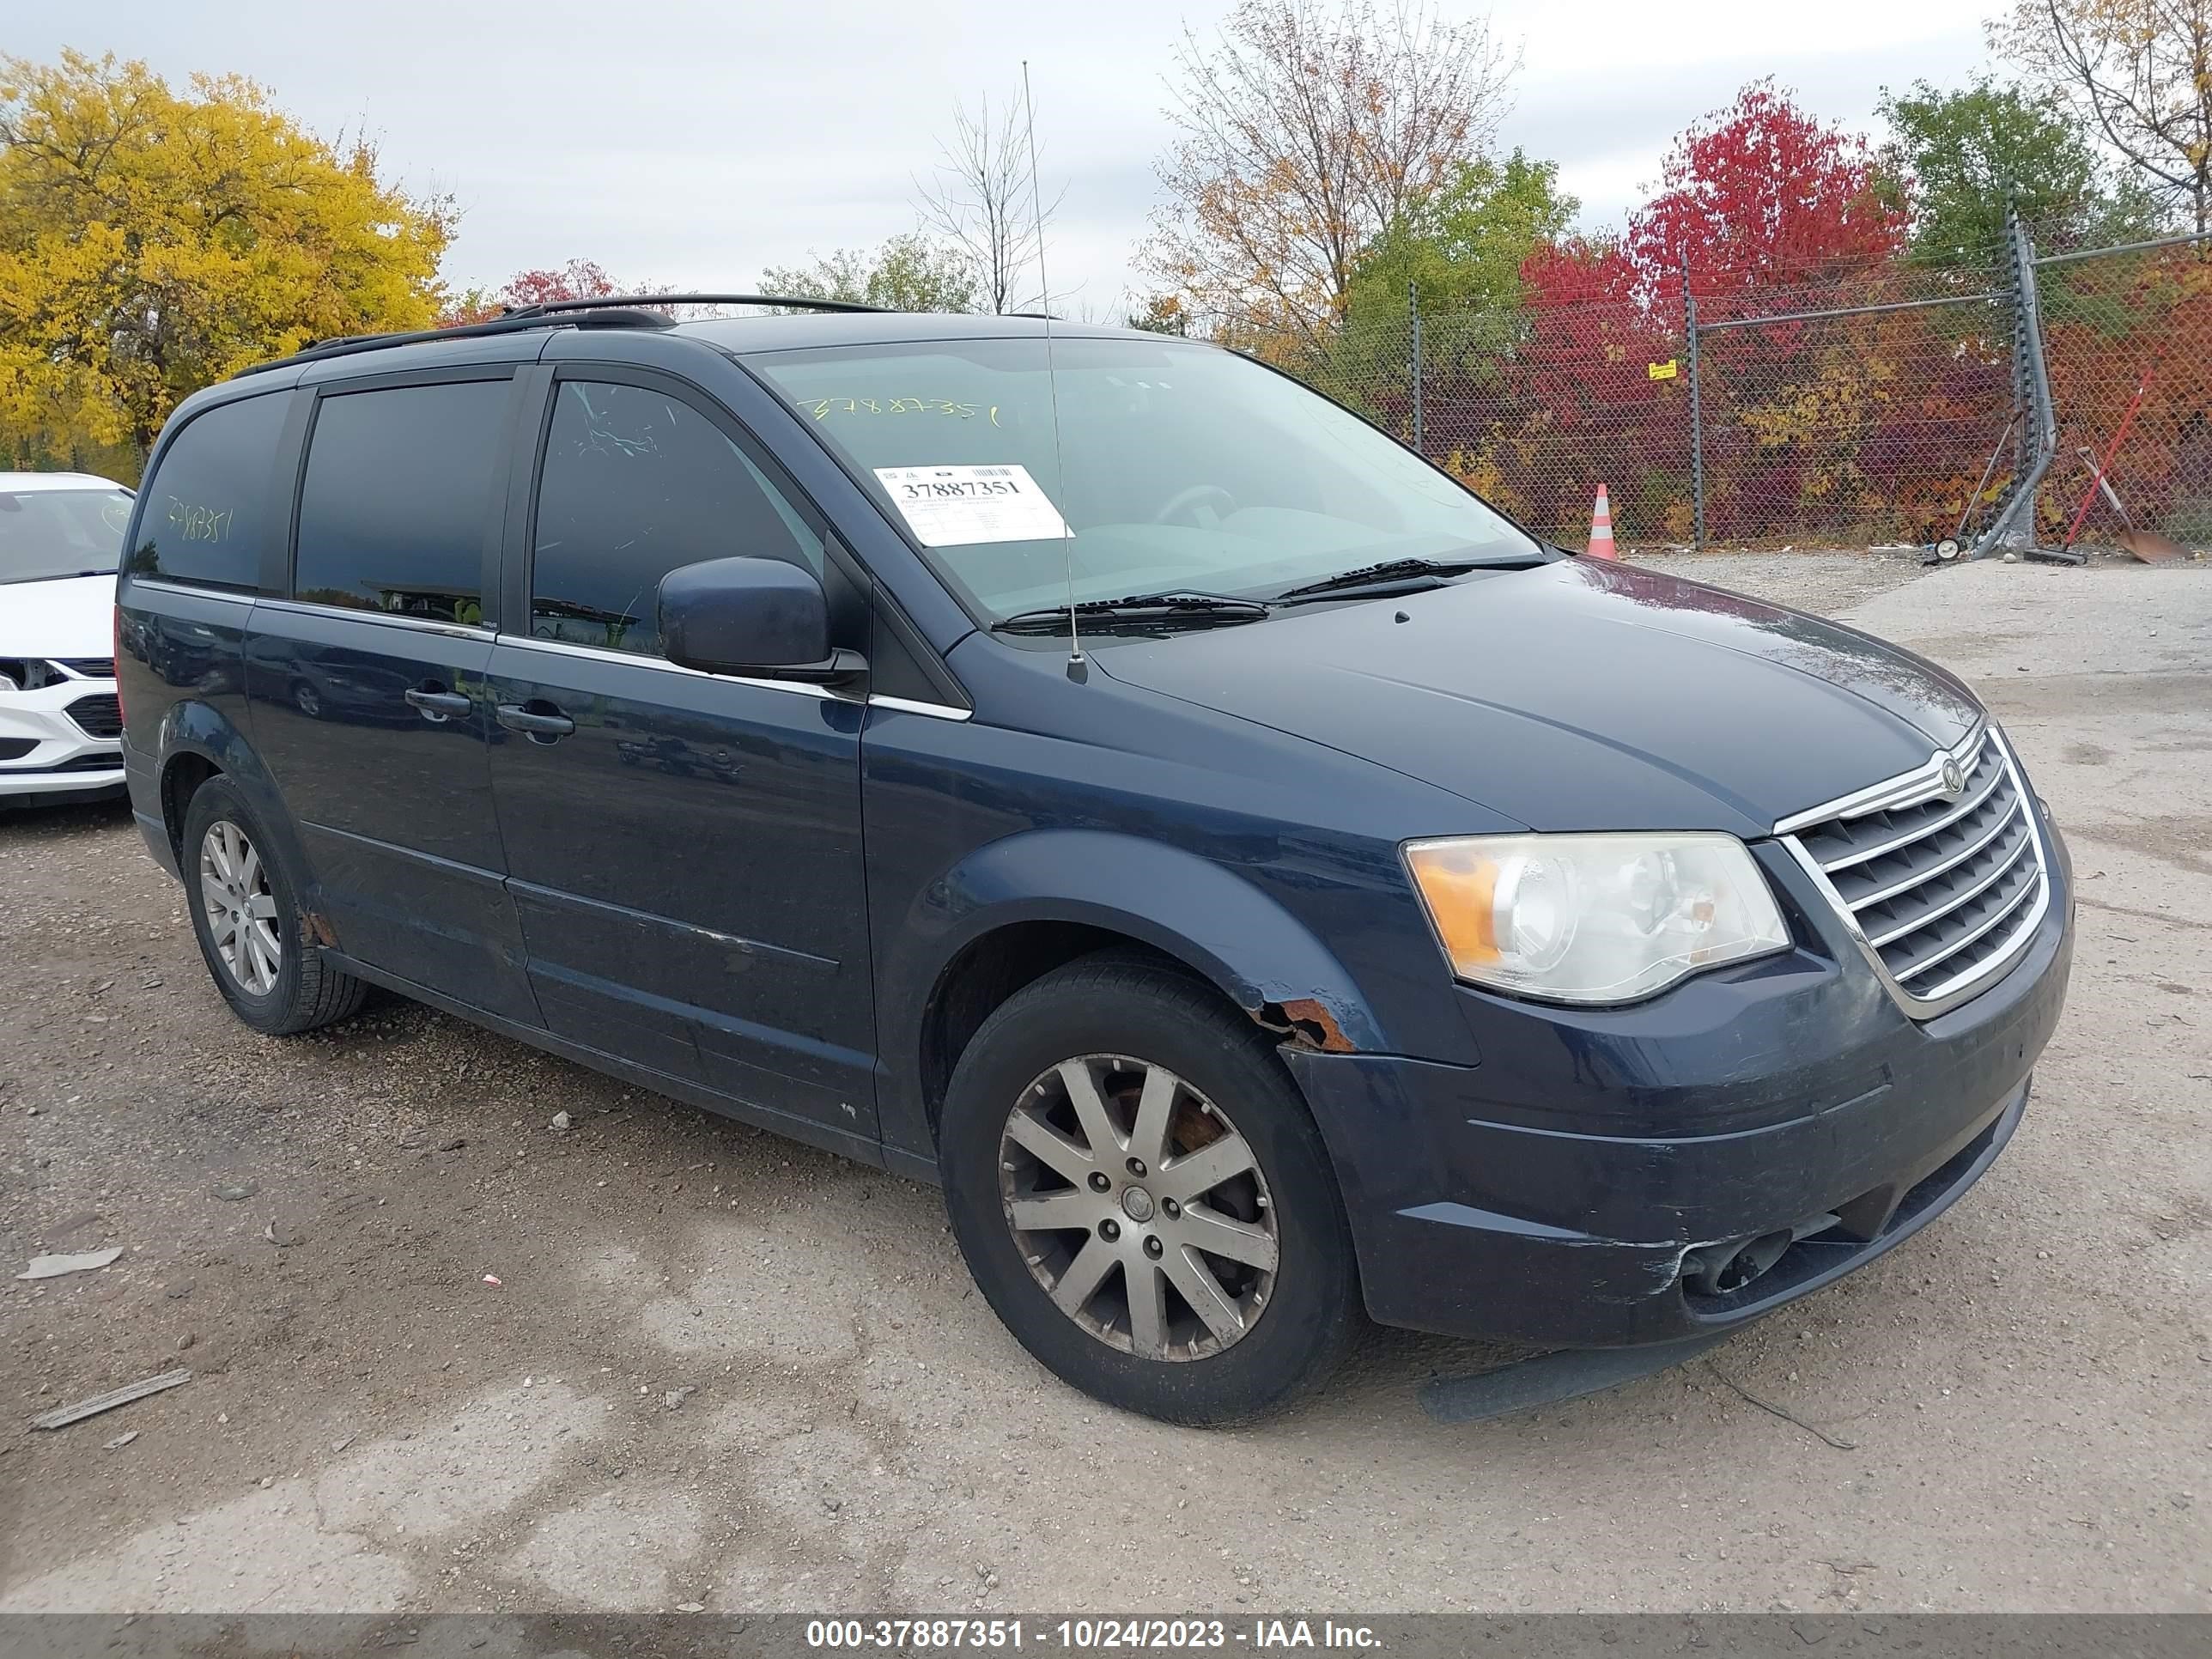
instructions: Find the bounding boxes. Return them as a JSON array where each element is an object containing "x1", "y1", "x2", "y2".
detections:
[
  {"x1": 293, "y1": 380, "x2": 508, "y2": 624},
  {"x1": 128, "y1": 392, "x2": 290, "y2": 592}
]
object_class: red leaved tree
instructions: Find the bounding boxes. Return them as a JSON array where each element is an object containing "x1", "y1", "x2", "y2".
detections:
[
  {"x1": 1430, "y1": 86, "x2": 1917, "y2": 544},
  {"x1": 1503, "y1": 239, "x2": 1689, "y2": 538},
  {"x1": 440, "y1": 259, "x2": 622, "y2": 327},
  {"x1": 1421, "y1": 237, "x2": 1691, "y2": 541},
  {"x1": 1620, "y1": 83, "x2": 1929, "y2": 542},
  {"x1": 498, "y1": 259, "x2": 619, "y2": 309},
  {"x1": 1626, "y1": 82, "x2": 1906, "y2": 296},
  {"x1": 1521, "y1": 238, "x2": 1640, "y2": 310}
]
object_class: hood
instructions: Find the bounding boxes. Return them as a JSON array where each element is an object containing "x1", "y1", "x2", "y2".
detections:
[
  {"x1": 1093, "y1": 557, "x2": 1983, "y2": 837},
  {"x1": 0, "y1": 573, "x2": 116, "y2": 660}
]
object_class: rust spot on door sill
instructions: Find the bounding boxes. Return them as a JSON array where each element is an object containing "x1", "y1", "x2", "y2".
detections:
[{"x1": 300, "y1": 912, "x2": 337, "y2": 948}]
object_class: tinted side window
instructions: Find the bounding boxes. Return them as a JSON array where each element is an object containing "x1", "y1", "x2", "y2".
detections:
[
  {"x1": 294, "y1": 380, "x2": 508, "y2": 624},
  {"x1": 531, "y1": 380, "x2": 823, "y2": 655},
  {"x1": 128, "y1": 392, "x2": 289, "y2": 591}
]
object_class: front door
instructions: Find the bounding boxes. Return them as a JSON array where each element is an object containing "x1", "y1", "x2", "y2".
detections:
[
  {"x1": 244, "y1": 375, "x2": 540, "y2": 1025},
  {"x1": 484, "y1": 373, "x2": 877, "y2": 1138}
]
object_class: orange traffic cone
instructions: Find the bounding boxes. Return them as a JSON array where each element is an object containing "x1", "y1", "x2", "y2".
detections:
[{"x1": 1586, "y1": 484, "x2": 1617, "y2": 560}]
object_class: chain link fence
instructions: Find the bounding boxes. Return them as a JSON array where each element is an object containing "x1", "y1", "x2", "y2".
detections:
[
  {"x1": 1299, "y1": 298, "x2": 1692, "y2": 545},
  {"x1": 1259, "y1": 228, "x2": 2212, "y2": 555},
  {"x1": 2039, "y1": 241, "x2": 2212, "y2": 550},
  {"x1": 1691, "y1": 265, "x2": 2014, "y2": 550}
]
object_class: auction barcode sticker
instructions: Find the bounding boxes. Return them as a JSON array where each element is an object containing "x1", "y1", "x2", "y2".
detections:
[{"x1": 873, "y1": 464, "x2": 1071, "y2": 547}]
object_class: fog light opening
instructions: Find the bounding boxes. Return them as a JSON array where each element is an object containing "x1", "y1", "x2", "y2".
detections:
[{"x1": 1683, "y1": 1229, "x2": 1793, "y2": 1297}]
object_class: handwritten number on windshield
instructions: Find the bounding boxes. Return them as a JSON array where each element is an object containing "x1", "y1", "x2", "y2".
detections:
[{"x1": 802, "y1": 398, "x2": 1000, "y2": 427}]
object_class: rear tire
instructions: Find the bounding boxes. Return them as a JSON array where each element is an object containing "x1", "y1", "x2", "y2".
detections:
[
  {"x1": 182, "y1": 775, "x2": 367, "y2": 1036},
  {"x1": 939, "y1": 954, "x2": 1361, "y2": 1425}
]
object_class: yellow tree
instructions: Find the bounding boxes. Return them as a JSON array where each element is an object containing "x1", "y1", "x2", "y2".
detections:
[
  {"x1": 1141, "y1": 0, "x2": 1516, "y2": 358},
  {"x1": 0, "y1": 52, "x2": 453, "y2": 472}
]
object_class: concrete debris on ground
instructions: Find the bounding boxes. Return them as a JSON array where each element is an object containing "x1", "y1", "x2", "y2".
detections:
[{"x1": 15, "y1": 1248, "x2": 123, "y2": 1280}]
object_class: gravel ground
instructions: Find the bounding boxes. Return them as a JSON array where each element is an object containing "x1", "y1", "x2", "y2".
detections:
[{"x1": 2, "y1": 553, "x2": 2207, "y2": 1614}]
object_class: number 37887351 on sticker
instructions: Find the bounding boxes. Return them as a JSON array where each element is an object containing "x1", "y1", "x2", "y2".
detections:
[{"x1": 872, "y1": 463, "x2": 1072, "y2": 547}]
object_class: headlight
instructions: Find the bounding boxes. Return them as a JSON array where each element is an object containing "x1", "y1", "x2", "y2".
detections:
[{"x1": 1403, "y1": 832, "x2": 1790, "y2": 1005}]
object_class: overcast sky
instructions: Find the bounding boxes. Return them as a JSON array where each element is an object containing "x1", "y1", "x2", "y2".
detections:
[{"x1": 9, "y1": 0, "x2": 1996, "y2": 314}]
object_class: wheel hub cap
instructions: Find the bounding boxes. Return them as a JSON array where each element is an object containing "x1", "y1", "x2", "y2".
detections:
[
  {"x1": 999, "y1": 1055, "x2": 1279, "y2": 1363},
  {"x1": 198, "y1": 822, "x2": 282, "y2": 997}
]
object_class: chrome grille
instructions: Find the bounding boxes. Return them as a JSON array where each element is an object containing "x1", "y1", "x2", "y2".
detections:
[{"x1": 1778, "y1": 726, "x2": 2049, "y2": 1018}]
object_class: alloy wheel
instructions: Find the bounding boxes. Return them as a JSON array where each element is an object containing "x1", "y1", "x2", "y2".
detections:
[
  {"x1": 199, "y1": 821, "x2": 283, "y2": 996},
  {"x1": 999, "y1": 1055, "x2": 1279, "y2": 1361}
]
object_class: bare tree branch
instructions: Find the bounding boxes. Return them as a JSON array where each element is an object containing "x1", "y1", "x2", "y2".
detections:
[
  {"x1": 1140, "y1": 0, "x2": 1516, "y2": 352},
  {"x1": 1996, "y1": 0, "x2": 2212, "y2": 234},
  {"x1": 915, "y1": 92, "x2": 1062, "y2": 314}
]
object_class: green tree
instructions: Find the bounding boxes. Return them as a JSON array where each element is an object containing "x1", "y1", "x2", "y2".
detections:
[
  {"x1": 0, "y1": 51, "x2": 453, "y2": 470},
  {"x1": 761, "y1": 232, "x2": 978, "y2": 313},
  {"x1": 1879, "y1": 76, "x2": 2160, "y2": 265},
  {"x1": 1343, "y1": 151, "x2": 1577, "y2": 324},
  {"x1": 1316, "y1": 151, "x2": 1574, "y2": 428}
]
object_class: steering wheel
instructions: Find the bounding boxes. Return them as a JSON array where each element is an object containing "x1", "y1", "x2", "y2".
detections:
[{"x1": 1152, "y1": 483, "x2": 1237, "y2": 527}]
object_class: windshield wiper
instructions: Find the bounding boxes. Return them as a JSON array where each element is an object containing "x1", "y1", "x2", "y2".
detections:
[
  {"x1": 993, "y1": 592, "x2": 1273, "y2": 635},
  {"x1": 1271, "y1": 554, "x2": 1532, "y2": 604}
]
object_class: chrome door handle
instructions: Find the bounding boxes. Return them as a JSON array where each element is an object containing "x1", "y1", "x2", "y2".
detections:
[
  {"x1": 495, "y1": 702, "x2": 575, "y2": 738},
  {"x1": 404, "y1": 687, "x2": 471, "y2": 718}
]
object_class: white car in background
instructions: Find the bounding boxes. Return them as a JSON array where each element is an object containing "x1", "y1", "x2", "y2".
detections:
[{"x1": 1, "y1": 471, "x2": 134, "y2": 808}]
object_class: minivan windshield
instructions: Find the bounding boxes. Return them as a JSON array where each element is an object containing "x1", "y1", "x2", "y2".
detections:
[
  {"x1": 0, "y1": 487, "x2": 135, "y2": 585},
  {"x1": 747, "y1": 337, "x2": 1545, "y2": 624}
]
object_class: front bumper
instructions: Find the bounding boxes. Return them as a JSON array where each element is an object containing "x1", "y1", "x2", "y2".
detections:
[
  {"x1": 0, "y1": 679, "x2": 124, "y2": 802},
  {"x1": 1288, "y1": 817, "x2": 2075, "y2": 1349}
]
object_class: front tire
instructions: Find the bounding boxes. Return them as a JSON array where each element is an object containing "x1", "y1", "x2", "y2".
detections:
[
  {"x1": 939, "y1": 955, "x2": 1361, "y2": 1425},
  {"x1": 182, "y1": 775, "x2": 367, "y2": 1036}
]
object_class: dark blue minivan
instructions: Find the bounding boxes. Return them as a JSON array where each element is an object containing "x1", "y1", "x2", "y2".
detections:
[{"x1": 116, "y1": 299, "x2": 2074, "y2": 1425}]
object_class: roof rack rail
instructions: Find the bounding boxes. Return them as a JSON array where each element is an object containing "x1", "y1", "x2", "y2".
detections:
[
  {"x1": 233, "y1": 293, "x2": 885, "y2": 380},
  {"x1": 499, "y1": 293, "x2": 886, "y2": 318},
  {"x1": 234, "y1": 307, "x2": 670, "y2": 378}
]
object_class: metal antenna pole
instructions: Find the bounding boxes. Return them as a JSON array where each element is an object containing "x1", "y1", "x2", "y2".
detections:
[{"x1": 1020, "y1": 62, "x2": 1082, "y2": 667}]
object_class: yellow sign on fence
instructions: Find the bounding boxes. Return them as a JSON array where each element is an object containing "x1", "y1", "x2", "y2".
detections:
[{"x1": 1648, "y1": 360, "x2": 1680, "y2": 380}]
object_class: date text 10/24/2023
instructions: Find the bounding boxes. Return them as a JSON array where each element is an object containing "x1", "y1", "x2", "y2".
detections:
[{"x1": 805, "y1": 1620, "x2": 1384, "y2": 1651}]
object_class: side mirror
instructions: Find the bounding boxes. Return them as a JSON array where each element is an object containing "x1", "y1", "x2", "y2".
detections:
[{"x1": 657, "y1": 557, "x2": 863, "y2": 686}]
